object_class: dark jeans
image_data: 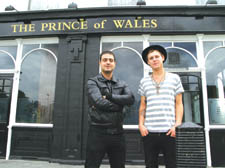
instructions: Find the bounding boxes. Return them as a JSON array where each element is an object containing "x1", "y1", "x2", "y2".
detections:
[
  {"x1": 143, "y1": 133, "x2": 176, "y2": 168},
  {"x1": 85, "y1": 126, "x2": 126, "y2": 168}
]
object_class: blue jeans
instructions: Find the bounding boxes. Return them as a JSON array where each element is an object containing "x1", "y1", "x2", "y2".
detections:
[
  {"x1": 85, "y1": 126, "x2": 126, "y2": 168},
  {"x1": 143, "y1": 133, "x2": 176, "y2": 168}
]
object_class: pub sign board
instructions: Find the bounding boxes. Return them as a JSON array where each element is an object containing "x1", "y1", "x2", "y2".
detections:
[{"x1": 1, "y1": 16, "x2": 225, "y2": 37}]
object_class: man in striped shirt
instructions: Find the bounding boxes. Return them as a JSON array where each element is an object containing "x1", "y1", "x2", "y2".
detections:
[{"x1": 138, "y1": 45, "x2": 184, "y2": 168}]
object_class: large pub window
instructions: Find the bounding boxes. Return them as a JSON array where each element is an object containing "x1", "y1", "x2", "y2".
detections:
[
  {"x1": 102, "y1": 41, "x2": 143, "y2": 125},
  {"x1": 0, "y1": 46, "x2": 16, "y2": 69},
  {"x1": 16, "y1": 44, "x2": 58, "y2": 124},
  {"x1": 0, "y1": 41, "x2": 17, "y2": 156},
  {"x1": 179, "y1": 73, "x2": 203, "y2": 125},
  {"x1": 0, "y1": 43, "x2": 16, "y2": 122},
  {"x1": 205, "y1": 42, "x2": 225, "y2": 125},
  {"x1": 150, "y1": 42, "x2": 198, "y2": 68},
  {"x1": 102, "y1": 37, "x2": 201, "y2": 126},
  {"x1": 149, "y1": 41, "x2": 202, "y2": 124}
]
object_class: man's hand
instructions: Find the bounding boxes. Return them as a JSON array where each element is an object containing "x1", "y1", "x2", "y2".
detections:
[
  {"x1": 166, "y1": 126, "x2": 176, "y2": 137},
  {"x1": 139, "y1": 124, "x2": 149, "y2": 137},
  {"x1": 101, "y1": 89, "x2": 112, "y2": 100},
  {"x1": 105, "y1": 91, "x2": 112, "y2": 100}
]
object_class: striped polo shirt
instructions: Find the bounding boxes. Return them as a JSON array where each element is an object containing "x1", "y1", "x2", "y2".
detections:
[{"x1": 138, "y1": 72, "x2": 184, "y2": 133}]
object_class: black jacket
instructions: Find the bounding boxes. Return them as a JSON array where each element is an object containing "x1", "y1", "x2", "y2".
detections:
[{"x1": 87, "y1": 73, "x2": 135, "y2": 131}]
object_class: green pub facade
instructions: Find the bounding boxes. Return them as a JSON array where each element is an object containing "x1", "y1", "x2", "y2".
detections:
[{"x1": 1, "y1": 5, "x2": 225, "y2": 167}]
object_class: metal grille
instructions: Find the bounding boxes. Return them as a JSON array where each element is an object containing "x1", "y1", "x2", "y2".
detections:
[{"x1": 176, "y1": 122, "x2": 207, "y2": 168}]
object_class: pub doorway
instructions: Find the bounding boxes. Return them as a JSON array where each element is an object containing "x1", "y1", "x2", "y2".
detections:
[
  {"x1": 179, "y1": 72, "x2": 204, "y2": 126},
  {"x1": 0, "y1": 74, "x2": 13, "y2": 157}
]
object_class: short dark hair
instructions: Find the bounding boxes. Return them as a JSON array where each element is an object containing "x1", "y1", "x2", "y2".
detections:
[{"x1": 99, "y1": 51, "x2": 116, "y2": 61}]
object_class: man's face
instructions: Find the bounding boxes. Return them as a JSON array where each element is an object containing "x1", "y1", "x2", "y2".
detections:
[
  {"x1": 147, "y1": 50, "x2": 165, "y2": 70},
  {"x1": 99, "y1": 53, "x2": 116, "y2": 74}
]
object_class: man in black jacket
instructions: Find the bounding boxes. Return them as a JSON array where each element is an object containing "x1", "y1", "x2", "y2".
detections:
[{"x1": 85, "y1": 51, "x2": 135, "y2": 168}]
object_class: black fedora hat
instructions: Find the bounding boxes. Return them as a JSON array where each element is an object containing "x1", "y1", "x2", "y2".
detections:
[{"x1": 142, "y1": 45, "x2": 167, "y2": 64}]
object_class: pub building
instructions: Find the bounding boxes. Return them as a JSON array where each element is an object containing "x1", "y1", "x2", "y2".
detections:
[{"x1": 0, "y1": 0, "x2": 225, "y2": 167}]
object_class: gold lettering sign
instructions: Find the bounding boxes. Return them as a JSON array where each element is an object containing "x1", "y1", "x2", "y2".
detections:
[
  {"x1": 113, "y1": 19, "x2": 157, "y2": 29},
  {"x1": 11, "y1": 24, "x2": 35, "y2": 33},
  {"x1": 10, "y1": 18, "x2": 158, "y2": 34},
  {"x1": 41, "y1": 21, "x2": 88, "y2": 32}
]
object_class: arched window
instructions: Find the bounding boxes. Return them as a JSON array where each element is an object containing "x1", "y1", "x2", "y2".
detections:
[
  {"x1": 205, "y1": 47, "x2": 225, "y2": 125},
  {"x1": 102, "y1": 41, "x2": 143, "y2": 125},
  {"x1": 112, "y1": 47, "x2": 143, "y2": 124},
  {"x1": 164, "y1": 47, "x2": 198, "y2": 68},
  {"x1": 150, "y1": 42, "x2": 198, "y2": 68},
  {"x1": 0, "y1": 50, "x2": 15, "y2": 69},
  {"x1": 102, "y1": 38, "x2": 200, "y2": 126},
  {"x1": 16, "y1": 48, "x2": 57, "y2": 123}
]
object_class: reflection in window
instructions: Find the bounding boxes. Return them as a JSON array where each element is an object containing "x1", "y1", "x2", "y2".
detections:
[
  {"x1": 203, "y1": 41, "x2": 223, "y2": 56},
  {"x1": 150, "y1": 42, "x2": 171, "y2": 48},
  {"x1": 113, "y1": 48, "x2": 143, "y2": 125},
  {"x1": 22, "y1": 44, "x2": 39, "y2": 57},
  {"x1": 102, "y1": 41, "x2": 143, "y2": 125},
  {"x1": 102, "y1": 42, "x2": 121, "y2": 51},
  {"x1": 0, "y1": 46, "x2": 17, "y2": 59},
  {"x1": 180, "y1": 75, "x2": 202, "y2": 124},
  {"x1": 16, "y1": 49, "x2": 57, "y2": 124},
  {"x1": 0, "y1": 51, "x2": 15, "y2": 69},
  {"x1": 123, "y1": 42, "x2": 143, "y2": 54},
  {"x1": 22, "y1": 44, "x2": 59, "y2": 59},
  {"x1": 102, "y1": 40, "x2": 199, "y2": 125},
  {"x1": 174, "y1": 42, "x2": 197, "y2": 58},
  {"x1": 149, "y1": 42, "x2": 197, "y2": 66},
  {"x1": 205, "y1": 47, "x2": 225, "y2": 124},
  {"x1": 164, "y1": 48, "x2": 197, "y2": 68},
  {"x1": 42, "y1": 44, "x2": 59, "y2": 57},
  {"x1": 0, "y1": 79, "x2": 12, "y2": 122}
]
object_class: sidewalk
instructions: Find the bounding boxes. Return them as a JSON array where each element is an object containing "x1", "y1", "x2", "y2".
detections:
[
  {"x1": 0, "y1": 159, "x2": 161, "y2": 168},
  {"x1": 0, "y1": 159, "x2": 220, "y2": 168}
]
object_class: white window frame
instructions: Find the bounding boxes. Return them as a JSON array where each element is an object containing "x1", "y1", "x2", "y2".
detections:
[
  {"x1": 0, "y1": 37, "x2": 59, "y2": 160},
  {"x1": 202, "y1": 35, "x2": 225, "y2": 130},
  {"x1": 101, "y1": 35, "x2": 202, "y2": 129}
]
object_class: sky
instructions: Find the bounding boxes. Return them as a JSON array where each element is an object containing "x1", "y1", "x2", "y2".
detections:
[{"x1": 1, "y1": 0, "x2": 199, "y2": 12}]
